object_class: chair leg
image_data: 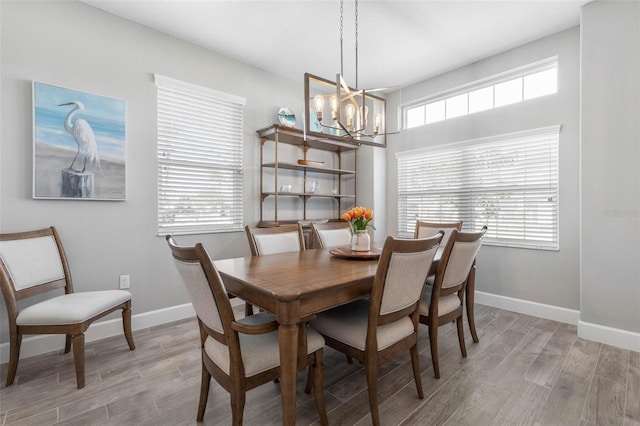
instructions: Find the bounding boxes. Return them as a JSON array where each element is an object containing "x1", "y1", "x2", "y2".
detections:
[
  {"x1": 304, "y1": 365, "x2": 313, "y2": 394},
  {"x1": 64, "y1": 334, "x2": 72, "y2": 353},
  {"x1": 428, "y1": 321, "x2": 440, "y2": 379},
  {"x1": 346, "y1": 355, "x2": 353, "y2": 364},
  {"x1": 122, "y1": 304, "x2": 136, "y2": 350},
  {"x1": 312, "y1": 351, "x2": 328, "y2": 426},
  {"x1": 71, "y1": 333, "x2": 85, "y2": 389},
  {"x1": 365, "y1": 360, "x2": 380, "y2": 426},
  {"x1": 409, "y1": 344, "x2": 424, "y2": 399},
  {"x1": 230, "y1": 386, "x2": 246, "y2": 426},
  {"x1": 466, "y1": 266, "x2": 479, "y2": 343},
  {"x1": 244, "y1": 302, "x2": 254, "y2": 316},
  {"x1": 197, "y1": 364, "x2": 211, "y2": 422},
  {"x1": 456, "y1": 316, "x2": 467, "y2": 357},
  {"x1": 5, "y1": 331, "x2": 22, "y2": 386}
]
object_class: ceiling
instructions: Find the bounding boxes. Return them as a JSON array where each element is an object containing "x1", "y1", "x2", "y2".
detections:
[{"x1": 82, "y1": 0, "x2": 586, "y2": 90}]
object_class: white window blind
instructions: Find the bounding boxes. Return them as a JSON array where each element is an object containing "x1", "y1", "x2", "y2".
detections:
[
  {"x1": 155, "y1": 75, "x2": 246, "y2": 235},
  {"x1": 397, "y1": 126, "x2": 560, "y2": 250}
]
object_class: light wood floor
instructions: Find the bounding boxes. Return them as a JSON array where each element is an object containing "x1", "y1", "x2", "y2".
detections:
[{"x1": 1, "y1": 304, "x2": 639, "y2": 425}]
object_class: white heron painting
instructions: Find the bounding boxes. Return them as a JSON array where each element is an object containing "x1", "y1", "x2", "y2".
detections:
[{"x1": 33, "y1": 82, "x2": 126, "y2": 200}]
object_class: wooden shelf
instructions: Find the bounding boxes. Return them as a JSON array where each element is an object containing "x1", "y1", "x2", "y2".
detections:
[
  {"x1": 262, "y1": 162, "x2": 356, "y2": 176},
  {"x1": 256, "y1": 124, "x2": 359, "y2": 152},
  {"x1": 261, "y1": 192, "x2": 355, "y2": 199}
]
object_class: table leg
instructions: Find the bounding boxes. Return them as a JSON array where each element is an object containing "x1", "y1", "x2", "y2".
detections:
[
  {"x1": 466, "y1": 262, "x2": 479, "y2": 343},
  {"x1": 278, "y1": 322, "x2": 299, "y2": 426}
]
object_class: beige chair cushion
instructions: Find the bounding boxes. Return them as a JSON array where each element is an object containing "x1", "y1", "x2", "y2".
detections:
[
  {"x1": 254, "y1": 232, "x2": 301, "y2": 255},
  {"x1": 0, "y1": 235, "x2": 65, "y2": 291},
  {"x1": 419, "y1": 287, "x2": 461, "y2": 317},
  {"x1": 380, "y1": 248, "x2": 437, "y2": 315},
  {"x1": 172, "y1": 258, "x2": 224, "y2": 334},
  {"x1": 442, "y1": 240, "x2": 482, "y2": 289},
  {"x1": 417, "y1": 226, "x2": 456, "y2": 248},
  {"x1": 205, "y1": 312, "x2": 325, "y2": 376},
  {"x1": 310, "y1": 300, "x2": 414, "y2": 351},
  {"x1": 16, "y1": 290, "x2": 132, "y2": 325},
  {"x1": 317, "y1": 228, "x2": 352, "y2": 248}
]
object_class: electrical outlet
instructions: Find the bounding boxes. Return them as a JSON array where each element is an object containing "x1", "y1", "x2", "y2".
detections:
[{"x1": 119, "y1": 274, "x2": 130, "y2": 289}]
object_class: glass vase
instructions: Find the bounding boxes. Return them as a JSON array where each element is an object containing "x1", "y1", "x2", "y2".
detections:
[{"x1": 351, "y1": 230, "x2": 371, "y2": 252}]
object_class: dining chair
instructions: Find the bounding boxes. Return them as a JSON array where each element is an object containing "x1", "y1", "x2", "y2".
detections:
[
  {"x1": 419, "y1": 226, "x2": 487, "y2": 378},
  {"x1": 243, "y1": 224, "x2": 305, "y2": 315},
  {"x1": 311, "y1": 221, "x2": 352, "y2": 248},
  {"x1": 0, "y1": 226, "x2": 135, "y2": 389},
  {"x1": 414, "y1": 220, "x2": 463, "y2": 249},
  {"x1": 166, "y1": 235, "x2": 328, "y2": 425},
  {"x1": 310, "y1": 233, "x2": 443, "y2": 426}
]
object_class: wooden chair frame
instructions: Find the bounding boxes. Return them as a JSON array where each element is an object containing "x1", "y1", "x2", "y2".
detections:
[
  {"x1": 0, "y1": 226, "x2": 135, "y2": 388},
  {"x1": 166, "y1": 236, "x2": 328, "y2": 425},
  {"x1": 244, "y1": 223, "x2": 305, "y2": 256},
  {"x1": 419, "y1": 226, "x2": 487, "y2": 378}
]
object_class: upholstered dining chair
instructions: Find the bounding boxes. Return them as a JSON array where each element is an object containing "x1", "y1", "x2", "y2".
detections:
[
  {"x1": 166, "y1": 235, "x2": 328, "y2": 425},
  {"x1": 243, "y1": 224, "x2": 305, "y2": 315},
  {"x1": 414, "y1": 220, "x2": 463, "y2": 249},
  {"x1": 311, "y1": 221, "x2": 352, "y2": 248},
  {"x1": 419, "y1": 226, "x2": 487, "y2": 379},
  {"x1": 0, "y1": 226, "x2": 135, "y2": 389},
  {"x1": 310, "y1": 234, "x2": 443, "y2": 426}
]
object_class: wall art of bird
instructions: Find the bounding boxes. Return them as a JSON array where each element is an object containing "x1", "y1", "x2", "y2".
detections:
[{"x1": 58, "y1": 101, "x2": 101, "y2": 173}]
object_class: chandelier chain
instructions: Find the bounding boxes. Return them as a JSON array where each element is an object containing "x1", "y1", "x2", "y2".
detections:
[
  {"x1": 355, "y1": 0, "x2": 358, "y2": 88},
  {"x1": 340, "y1": 0, "x2": 344, "y2": 77}
]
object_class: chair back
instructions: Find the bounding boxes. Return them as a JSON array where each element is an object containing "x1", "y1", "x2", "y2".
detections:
[
  {"x1": 434, "y1": 226, "x2": 487, "y2": 297},
  {"x1": 245, "y1": 224, "x2": 305, "y2": 256},
  {"x1": 414, "y1": 220, "x2": 463, "y2": 250},
  {"x1": 0, "y1": 227, "x2": 72, "y2": 312},
  {"x1": 311, "y1": 222, "x2": 352, "y2": 248},
  {"x1": 166, "y1": 236, "x2": 234, "y2": 341},
  {"x1": 371, "y1": 234, "x2": 442, "y2": 323}
]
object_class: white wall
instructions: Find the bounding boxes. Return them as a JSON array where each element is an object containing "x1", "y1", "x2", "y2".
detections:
[
  {"x1": 385, "y1": 28, "x2": 581, "y2": 311},
  {"x1": 580, "y1": 1, "x2": 640, "y2": 336},
  {"x1": 0, "y1": 1, "x2": 306, "y2": 344}
]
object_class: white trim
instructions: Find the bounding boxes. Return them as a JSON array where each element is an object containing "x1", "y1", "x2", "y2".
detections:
[
  {"x1": 0, "y1": 303, "x2": 196, "y2": 363},
  {"x1": 475, "y1": 290, "x2": 579, "y2": 325},
  {"x1": 578, "y1": 320, "x2": 640, "y2": 352}
]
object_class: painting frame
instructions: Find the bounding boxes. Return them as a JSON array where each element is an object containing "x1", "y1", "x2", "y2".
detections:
[{"x1": 32, "y1": 81, "x2": 127, "y2": 200}]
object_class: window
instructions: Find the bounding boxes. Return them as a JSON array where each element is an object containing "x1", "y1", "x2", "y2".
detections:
[
  {"x1": 155, "y1": 75, "x2": 246, "y2": 235},
  {"x1": 397, "y1": 126, "x2": 560, "y2": 250},
  {"x1": 403, "y1": 57, "x2": 558, "y2": 129}
]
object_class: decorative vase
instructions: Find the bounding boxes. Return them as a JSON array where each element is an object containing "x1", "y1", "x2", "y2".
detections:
[{"x1": 351, "y1": 230, "x2": 371, "y2": 252}]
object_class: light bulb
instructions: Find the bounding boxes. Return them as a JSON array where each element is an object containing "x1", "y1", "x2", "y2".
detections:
[
  {"x1": 374, "y1": 113, "x2": 382, "y2": 135},
  {"x1": 359, "y1": 105, "x2": 369, "y2": 129},
  {"x1": 345, "y1": 103, "x2": 355, "y2": 131},
  {"x1": 313, "y1": 95, "x2": 324, "y2": 121},
  {"x1": 330, "y1": 95, "x2": 339, "y2": 120}
]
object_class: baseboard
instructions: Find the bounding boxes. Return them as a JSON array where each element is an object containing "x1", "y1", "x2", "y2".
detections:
[
  {"x1": 578, "y1": 320, "x2": 640, "y2": 352},
  {"x1": 475, "y1": 291, "x2": 580, "y2": 325},
  {"x1": 0, "y1": 303, "x2": 196, "y2": 364}
]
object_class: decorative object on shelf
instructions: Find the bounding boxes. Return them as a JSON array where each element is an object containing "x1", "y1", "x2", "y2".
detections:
[
  {"x1": 305, "y1": 179, "x2": 319, "y2": 193},
  {"x1": 342, "y1": 206, "x2": 375, "y2": 251},
  {"x1": 303, "y1": 0, "x2": 392, "y2": 147},
  {"x1": 298, "y1": 159, "x2": 325, "y2": 167},
  {"x1": 278, "y1": 106, "x2": 296, "y2": 128},
  {"x1": 279, "y1": 184, "x2": 292, "y2": 192},
  {"x1": 331, "y1": 187, "x2": 339, "y2": 195}
]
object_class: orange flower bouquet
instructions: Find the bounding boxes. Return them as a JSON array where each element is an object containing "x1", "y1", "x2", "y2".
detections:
[{"x1": 342, "y1": 206, "x2": 375, "y2": 233}]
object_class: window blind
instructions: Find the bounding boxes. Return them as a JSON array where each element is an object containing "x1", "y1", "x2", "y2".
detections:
[
  {"x1": 155, "y1": 75, "x2": 246, "y2": 235},
  {"x1": 396, "y1": 126, "x2": 560, "y2": 250}
]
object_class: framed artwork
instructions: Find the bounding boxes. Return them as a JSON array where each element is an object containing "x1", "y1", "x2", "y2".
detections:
[{"x1": 33, "y1": 82, "x2": 126, "y2": 200}]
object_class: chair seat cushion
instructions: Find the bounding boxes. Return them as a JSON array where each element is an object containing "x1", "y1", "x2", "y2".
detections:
[
  {"x1": 16, "y1": 290, "x2": 132, "y2": 326},
  {"x1": 419, "y1": 288, "x2": 461, "y2": 317},
  {"x1": 310, "y1": 299, "x2": 414, "y2": 352},
  {"x1": 205, "y1": 312, "x2": 325, "y2": 377}
]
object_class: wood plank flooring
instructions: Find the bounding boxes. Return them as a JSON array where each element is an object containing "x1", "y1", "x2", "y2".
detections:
[{"x1": 1, "y1": 304, "x2": 638, "y2": 425}]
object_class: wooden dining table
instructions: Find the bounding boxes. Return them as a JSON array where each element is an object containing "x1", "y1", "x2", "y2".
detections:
[{"x1": 213, "y1": 243, "x2": 477, "y2": 425}]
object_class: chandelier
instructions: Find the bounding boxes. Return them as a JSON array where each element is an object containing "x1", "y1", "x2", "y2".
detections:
[{"x1": 304, "y1": 0, "x2": 388, "y2": 146}]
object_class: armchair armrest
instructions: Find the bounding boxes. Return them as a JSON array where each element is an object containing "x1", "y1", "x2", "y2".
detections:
[{"x1": 231, "y1": 320, "x2": 278, "y2": 335}]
